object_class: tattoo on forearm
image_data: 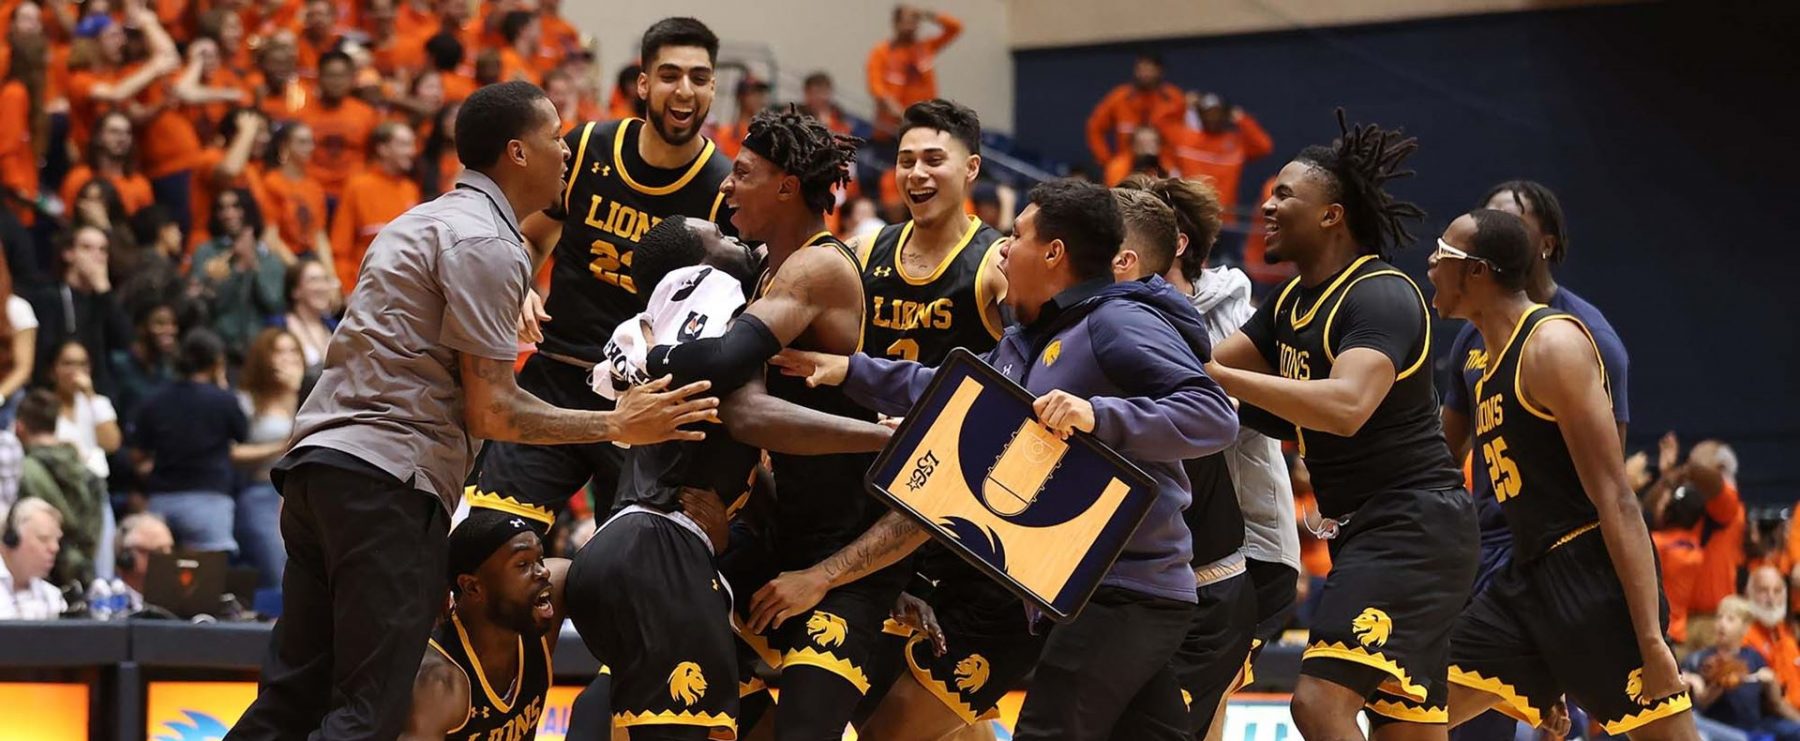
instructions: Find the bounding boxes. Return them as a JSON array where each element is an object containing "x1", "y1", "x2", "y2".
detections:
[
  {"x1": 819, "y1": 512, "x2": 924, "y2": 584},
  {"x1": 474, "y1": 357, "x2": 609, "y2": 444}
]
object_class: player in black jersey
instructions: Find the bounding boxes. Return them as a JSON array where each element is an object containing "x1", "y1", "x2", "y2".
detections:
[
  {"x1": 1424, "y1": 210, "x2": 1696, "y2": 739},
  {"x1": 471, "y1": 17, "x2": 737, "y2": 529},
  {"x1": 404, "y1": 511, "x2": 567, "y2": 739},
  {"x1": 640, "y1": 108, "x2": 904, "y2": 741},
  {"x1": 1205, "y1": 111, "x2": 1477, "y2": 739}
]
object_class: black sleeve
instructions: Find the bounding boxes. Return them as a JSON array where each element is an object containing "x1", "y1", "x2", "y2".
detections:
[
  {"x1": 644, "y1": 314, "x2": 781, "y2": 394},
  {"x1": 1331, "y1": 275, "x2": 1426, "y2": 371},
  {"x1": 1240, "y1": 289, "x2": 1280, "y2": 366}
]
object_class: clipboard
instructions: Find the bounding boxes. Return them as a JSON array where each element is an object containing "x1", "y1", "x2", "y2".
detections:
[{"x1": 864, "y1": 348, "x2": 1159, "y2": 622}]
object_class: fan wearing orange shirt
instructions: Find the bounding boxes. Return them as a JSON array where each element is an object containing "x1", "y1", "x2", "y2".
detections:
[
  {"x1": 542, "y1": 68, "x2": 580, "y2": 137},
  {"x1": 1683, "y1": 439, "x2": 1748, "y2": 616},
  {"x1": 392, "y1": 0, "x2": 435, "y2": 41},
  {"x1": 606, "y1": 63, "x2": 641, "y2": 121},
  {"x1": 1168, "y1": 93, "x2": 1273, "y2": 218},
  {"x1": 713, "y1": 77, "x2": 768, "y2": 160},
  {"x1": 172, "y1": 38, "x2": 252, "y2": 153},
  {"x1": 1102, "y1": 124, "x2": 1174, "y2": 186},
  {"x1": 1743, "y1": 565, "x2": 1800, "y2": 711},
  {"x1": 802, "y1": 71, "x2": 852, "y2": 135},
  {"x1": 362, "y1": 0, "x2": 418, "y2": 77},
  {"x1": 494, "y1": 10, "x2": 554, "y2": 83},
  {"x1": 190, "y1": 107, "x2": 277, "y2": 250},
  {"x1": 1085, "y1": 53, "x2": 1186, "y2": 169},
  {"x1": 0, "y1": 30, "x2": 47, "y2": 222},
  {"x1": 261, "y1": 121, "x2": 336, "y2": 273},
  {"x1": 865, "y1": 5, "x2": 961, "y2": 139},
  {"x1": 422, "y1": 32, "x2": 476, "y2": 104},
  {"x1": 62, "y1": 111, "x2": 155, "y2": 215},
  {"x1": 247, "y1": 36, "x2": 308, "y2": 124},
  {"x1": 536, "y1": 0, "x2": 581, "y2": 70},
  {"x1": 300, "y1": 50, "x2": 379, "y2": 203},
  {"x1": 329, "y1": 121, "x2": 418, "y2": 290},
  {"x1": 66, "y1": 10, "x2": 180, "y2": 177},
  {"x1": 293, "y1": 0, "x2": 343, "y2": 81},
  {"x1": 196, "y1": 7, "x2": 256, "y2": 79}
]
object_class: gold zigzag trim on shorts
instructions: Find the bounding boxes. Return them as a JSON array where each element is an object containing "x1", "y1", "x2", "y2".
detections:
[
  {"x1": 1601, "y1": 692, "x2": 1693, "y2": 736},
  {"x1": 738, "y1": 677, "x2": 766, "y2": 697},
  {"x1": 464, "y1": 488, "x2": 555, "y2": 524},
  {"x1": 1448, "y1": 665, "x2": 1542, "y2": 727},
  {"x1": 1303, "y1": 641, "x2": 1429, "y2": 702},
  {"x1": 782, "y1": 647, "x2": 872, "y2": 694},
  {"x1": 902, "y1": 634, "x2": 987, "y2": 725},
  {"x1": 612, "y1": 708, "x2": 737, "y2": 732},
  {"x1": 1365, "y1": 697, "x2": 1448, "y2": 723}
]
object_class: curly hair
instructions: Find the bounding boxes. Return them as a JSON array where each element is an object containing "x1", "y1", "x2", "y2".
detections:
[
  {"x1": 1294, "y1": 109, "x2": 1425, "y2": 258},
  {"x1": 1118, "y1": 174, "x2": 1224, "y2": 282},
  {"x1": 742, "y1": 105, "x2": 863, "y2": 215}
]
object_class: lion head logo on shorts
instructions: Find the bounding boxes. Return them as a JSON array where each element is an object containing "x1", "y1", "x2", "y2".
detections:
[
  {"x1": 668, "y1": 661, "x2": 707, "y2": 706},
  {"x1": 1625, "y1": 667, "x2": 1647, "y2": 705},
  {"x1": 807, "y1": 612, "x2": 849, "y2": 649},
  {"x1": 1352, "y1": 607, "x2": 1393, "y2": 648},
  {"x1": 953, "y1": 654, "x2": 990, "y2": 692}
]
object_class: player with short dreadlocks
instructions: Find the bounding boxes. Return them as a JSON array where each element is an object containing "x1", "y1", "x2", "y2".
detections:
[
  {"x1": 636, "y1": 105, "x2": 913, "y2": 740},
  {"x1": 1207, "y1": 109, "x2": 1478, "y2": 740}
]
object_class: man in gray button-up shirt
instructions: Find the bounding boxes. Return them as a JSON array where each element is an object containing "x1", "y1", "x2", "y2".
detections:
[{"x1": 227, "y1": 81, "x2": 718, "y2": 741}]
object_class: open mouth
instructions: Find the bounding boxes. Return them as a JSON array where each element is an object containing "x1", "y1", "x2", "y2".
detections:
[
  {"x1": 532, "y1": 586, "x2": 554, "y2": 621},
  {"x1": 908, "y1": 189, "x2": 936, "y2": 205},
  {"x1": 1264, "y1": 218, "x2": 1280, "y2": 238},
  {"x1": 669, "y1": 107, "x2": 696, "y2": 127}
]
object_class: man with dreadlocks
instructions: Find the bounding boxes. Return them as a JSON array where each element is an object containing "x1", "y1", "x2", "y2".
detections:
[
  {"x1": 1205, "y1": 110, "x2": 1478, "y2": 740},
  {"x1": 639, "y1": 106, "x2": 903, "y2": 740}
]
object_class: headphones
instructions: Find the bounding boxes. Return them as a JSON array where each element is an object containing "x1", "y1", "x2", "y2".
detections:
[{"x1": 2, "y1": 502, "x2": 21, "y2": 549}]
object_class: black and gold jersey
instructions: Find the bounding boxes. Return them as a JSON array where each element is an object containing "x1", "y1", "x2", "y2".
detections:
[
  {"x1": 859, "y1": 218, "x2": 1005, "y2": 364},
  {"x1": 540, "y1": 118, "x2": 736, "y2": 363},
  {"x1": 1472, "y1": 305, "x2": 1606, "y2": 564},
  {"x1": 1242, "y1": 254, "x2": 1461, "y2": 517},
  {"x1": 426, "y1": 612, "x2": 553, "y2": 741}
]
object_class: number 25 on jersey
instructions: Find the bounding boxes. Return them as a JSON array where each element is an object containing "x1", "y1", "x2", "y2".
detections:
[{"x1": 1483, "y1": 437, "x2": 1522, "y2": 503}]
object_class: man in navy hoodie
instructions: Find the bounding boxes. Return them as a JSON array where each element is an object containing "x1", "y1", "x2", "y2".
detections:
[{"x1": 769, "y1": 179, "x2": 1239, "y2": 740}]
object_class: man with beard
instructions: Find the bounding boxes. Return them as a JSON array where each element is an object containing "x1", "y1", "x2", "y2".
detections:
[
  {"x1": 473, "y1": 17, "x2": 737, "y2": 528},
  {"x1": 403, "y1": 511, "x2": 569, "y2": 739},
  {"x1": 1744, "y1": 566, "x2": 1800, "y2": 713}
]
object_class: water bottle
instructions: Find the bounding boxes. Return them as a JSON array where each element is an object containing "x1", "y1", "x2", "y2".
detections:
[
  {"x1": 87, "y1": 579, "x2": 114, "y2": 621},
  {"x1": 109, "y1": 578, "x2": 130, "y2": 617}
]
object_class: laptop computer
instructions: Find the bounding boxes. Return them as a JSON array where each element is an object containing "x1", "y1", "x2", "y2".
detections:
[{"x1": 142, "y1": 551, "x2": 229, "y2": 619}]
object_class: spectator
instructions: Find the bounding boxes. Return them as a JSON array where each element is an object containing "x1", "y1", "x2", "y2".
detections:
[
  {"x1": 300, "y1": 50, "x2": 380, "y2": 203},
  {"x1": 66, "y1": 6, "x2": 179, "y2": 167},
  {"x1": 69, "y1": 180, "x2": 139, "y2": 265},
  {"x1": 14, "y1": 390, "x2": 105, "y2": 585},
  {"x1": 865, "y1": 4, "x2": 961, "y2": 137},
  {"x1": 472, "y1": 47, "x2": 502, "y2": 87},
  {"x1": 190, "y1": 107, "x2": 276, "y2": 249},
  {"x1": 2, "y1": 257, "x2": 36, "y2": 423},
  {"x1": 48, "y1": 339, "x2": 121, "y2": 482},
  {"x1": 128, "y1": 13, "x2": 208, "y2": 241},
  {"x1": 116, "y1": 207, "x2": 188, "y2": 318},
  {"x1": 1684, "y1": 596, "x2": 1800, "y2": 740},
  {"x1": 115, "y1": 512, "x2": 173, "y2": 613},
  {"x1": 1102, "y1": 123, "x2": 1171, "y2": 186},
  {"x1": 494, "y1": 10, "x2": 544, "y2": 82},
  {"x1": 1684, "y1": 438, "x2": 1748, "y2": 616},
  {"x1": 1085, "y1": 52, "x2": 1185, "y2": 171},
  {"x1": 714, "y1": 77, "x2": 768, "y2": 160},
  {"x1": 107, "y1": 300, "x2": 181, "y2": 420},
  {"x1": 196, "y1": 6, "x2": 254, "y2": 76},
  {"x1": 0, "y1": 30, "x2": 46, "y2": 224},
  {"x1": 294, "y1": 0, "x2": 343, "y2": 79},
  {"x1": 0, "y1": 497, "x2": 66, "y2": 619},
  {"x1": 542, "y1": 68, "x2": 580, "y2": 136},
  {"x1": 29, "y1": 226, "x2": 132, "y2": 397},
  {"x1": 608, "y1": 62, "x2": 642, "y2": 120},
  {"x1": 189, "y1": 188, "x2": 289, "y2": 362},
  {"x1": 392, "y1": 67, "x2": 448, "y2": 135},
  {"x1": 423, "y1": 32, "x2": 476, "y2": 104},
  {"x1": 1745, "y1": 566, "x2": 1800, "y2": 711},
  {"x1": 842, "y1": 195, "x2": 885, "y2": 241},
  {"x1": 248, "y1": 36, "x2": 306, "y2": 124},
  {"x1": 61, "y1": 112, "x2": 156, "y2": 217},
  {"x1": 361, "y1": 0, "x2": 412, "y2": 77},
  {"x1": 173, "y1": 36, "x2": 251, "y2": 150},
  {"x1": 233, "y1": 328, "x2": 303, "y2": 588},
  {"x1": 536, "y1": 0, "x2": 581, "y2": 68},
  {"x1": 1168, "y1": 92, "x2": 1273, "y2": 218},
  {"x1": 329, "y1": 121, "x2": 418, "y2": 289},
  {"x1": 1652, "y1": 474, "x2": 1709, "y2": 645},
  {"x1": 559, "y1": 51, "x2": 605, "y2": 122},
  {"x1": 261, "y1": 122, "x2": 335, "y2": 268},
  {"x1": 417, "y1": 99, "x2": 462, "y2": 198},
  {"x1": 129, "y1": 329, "x2": 247, "y2": 554},
  {"x1": 802, "y1": 71, "x2": 852, "y2": 135}
]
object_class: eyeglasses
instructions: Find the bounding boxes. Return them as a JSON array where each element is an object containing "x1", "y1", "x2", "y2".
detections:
[{"x1": 1435, "y1": 239, "x2": 1502, "y2": 273}]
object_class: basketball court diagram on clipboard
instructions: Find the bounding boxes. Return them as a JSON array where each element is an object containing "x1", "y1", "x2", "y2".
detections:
[{"x1": 865, "y1": 348, "x2": 1158, "y2": 622}]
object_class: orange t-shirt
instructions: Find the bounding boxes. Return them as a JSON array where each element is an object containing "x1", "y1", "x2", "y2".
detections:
[
  {"x1": 864, "y1": 13, "x2": 963, "y2": 134},
  {"x1": 497, "y1": 46, "x2": 532, "y2": 83},
  {"x1": 261, "y1": 166, "x2": 329, "y2": 256},
  {"x1": 1746, "y1": 620, "x2": 1800, "y2": 709},
  {"x1": 441, "y1": 72, "x2": 477, "y2": 104},
  {"x1": 0, "y1": 82, "x2": 38, "y2": 209},
  {"x1": 189, "y1": 149, "x2": 274, "y2": 249},
  {"x1": 330, "y1": 167, "x2": 421, "y2": 288},
  {"x1": 60, "y1": 165, "x2": 155, "y2": 215},
  {"x1": 300, "y1": 96, "x2": 379, "y2": 198},
  {"x1": 714, "y1": 118, "x2": 748, "y2": 160},
  {"x1": 137, "y1": 77, "x2": 208, "y2": 179},
  {"x1": 1084, "y1": 82, "x2": 1187, "y2": 165},
  {"x1": 539, "y1": 13, "x2": 581, "y2": 63},
  {"x1": 294, "y1": 33, "x2": 342, "y2": 80},
  {"x1": 249, "y1": 73, "x2": 312, "y2": 123},
  {"x1": 607, "y1": 87, "x2": 638, "y2": 121},
  {"x1": 185, "y1": 66, "x2": 254, "y2": 142},
  {"x1": 1653, "y1": 527, "x2": 1703, "y2": 644},
  {"x1": 393, "y1": 2, "x2": 436, "y2": 41},
  {"x1": 1691, "y1": 480, "x2": 1748, "y2": 614},
  {"x1": 1169, "y1": 114, "x2": 1275, "y2": 214},
  {"x1": 67, "y1": 65, "x2": 129, "y2": 156},
  {"x1": 1102, "y1": 151, "x2": 1176, "y2": 187}
]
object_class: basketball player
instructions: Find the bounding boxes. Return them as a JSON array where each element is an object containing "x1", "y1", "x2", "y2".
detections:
[
  {"x1": 474, "y1": 17, "x2": 736, "y2": 528},
  {"x1": 1439, "y1": 181, "x2": 1630, "y2": 741},
  {"x1": 639, "y1": 107, "x2": 901, "y2": 740},
  {"x1": 1204, "y1": 110, "x2": 1477, "y2": 739},
  {"x1": 1110, "y1": 186, "x2": 1257, "y2": 738},
  {"x1": 403, "y1": 511, "x2": 567, "y2": 739},
  {"x1": 1425, "y1": 209, "x2": 1696, "y2": 739}
]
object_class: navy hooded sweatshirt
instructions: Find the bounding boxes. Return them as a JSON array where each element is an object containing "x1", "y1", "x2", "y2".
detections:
[{"x1": 842, "y1": 276, "x2": 1239, "y2": 603}]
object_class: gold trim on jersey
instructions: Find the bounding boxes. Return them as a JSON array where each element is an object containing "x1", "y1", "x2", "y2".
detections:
[
  {"x1": 451, "y1": 612, "x2": 525, "y2": 713},
  {"x1": 1448, "y1": 665, "x2": 1543, "y2": 727},
  {"x1": 893, "y1": 217, "x2": 985, "y2": 286},
  {"x1": 974, "y1": 237, "x2": 1007, "y2": 341},
  {"x1": 782, "y1": 646, "x2": 873, "y2": 693},
  {"x1": 1321, "y1": 270, "x2": 1434, "y2": 381},
  {"x1": 426, "y1": 639, "x2": 473, "y2": 734},
  {"x1": 1512, "y1": 314, "x2": 1606, "y2": 423},
  {"x1": 612, "y1": 708, "x2": 737, "y2": 735},
  {"x1": 1303, "y1": 641, "x2": 1429, "y2": 702},
  {"x1": 802, "y1": 231, "x2": 835, "y2": 249},
  {"x1": 709, "y1": 191, "x2": 726, "y2": 224},
  {"x1": 1281, "y1": 254, "x2": 1380, "y2": 329},
  {"x1": 901, "y1": 633, "x2": 999, "y2": 725},
  {"x1": 1602, "y1": 692, "x2": 1692, "y2": 735},
  {"x1": 613, "y1": 118, "x2": 719, "y2": 196},
  {"x1": 563, "y1": 121, "x2": 597, "y2": 214},
  {"x1": 1476, "y1": 305, "x2": 1548, "y2": 388},
  {"x1": 1549, "y1": 521, "x2": 1599, "y2": 551},
  {"x1": 465, "y1": 488, "x2": 556, "y2": 526}
]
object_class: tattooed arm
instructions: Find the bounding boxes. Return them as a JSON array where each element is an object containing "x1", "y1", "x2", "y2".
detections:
[
  {"x1": 745, "y1": 509, "x2": 931, "y2": 632},
  {"x1": 459, "y1": 355, "x2": 720, "y2": 446}
]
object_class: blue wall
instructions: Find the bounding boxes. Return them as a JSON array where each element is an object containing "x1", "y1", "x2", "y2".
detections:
[{"x1": 1014, "y1": 4, "x2": 1800, "y2": 500}]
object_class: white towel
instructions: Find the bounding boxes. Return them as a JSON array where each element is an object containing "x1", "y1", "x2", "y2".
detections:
[{"x1": 592, "y1": 264, "x2": 747, "y2": 401}]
